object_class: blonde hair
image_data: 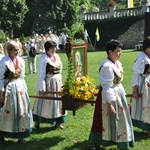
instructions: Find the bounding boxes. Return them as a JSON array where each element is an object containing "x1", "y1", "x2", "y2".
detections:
[{"x1": 6, "y1": 40, "x2": 19, "y2": 54}]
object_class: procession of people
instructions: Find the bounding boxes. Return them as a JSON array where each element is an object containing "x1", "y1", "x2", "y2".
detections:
[{"x1": 0, "y1": 34, "x2": 150, "y2": 150}]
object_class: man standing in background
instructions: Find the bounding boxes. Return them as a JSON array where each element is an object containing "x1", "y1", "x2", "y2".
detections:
[{"x1": 26, "y1": 39, "x2": 37, "y2": 74}]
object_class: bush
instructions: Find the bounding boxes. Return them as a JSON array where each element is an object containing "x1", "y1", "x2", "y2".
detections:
[{"x1": 0, "y1": 30, "x2": 8, "y2": 43}]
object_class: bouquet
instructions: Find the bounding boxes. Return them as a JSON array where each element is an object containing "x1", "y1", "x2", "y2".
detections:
[{"x1": 60, "y1": 76, "x2": 98, "y2": 100}]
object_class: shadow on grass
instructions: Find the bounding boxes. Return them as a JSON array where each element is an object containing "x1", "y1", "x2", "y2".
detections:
[
  {"x1": 1, "y1": 129, "x2": 146, "y2": 150},
  {"x1": 31, "y1": 126, "x2": 58, "y2": 135},
  {"x1": 0, "y1": 136, "x2": 65, "y2": 150},
  {"x1": 134, "y1": 130, "x2": 150, "y2": 142},
  {"x1": 61, "y1": 140, "x2": 117, "y2": 150},
  {"x1": 61, "y1": 140, "x2": 93, "y2": 150}
]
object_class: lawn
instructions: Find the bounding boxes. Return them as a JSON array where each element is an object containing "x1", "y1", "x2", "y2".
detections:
[{"x1": 0, "y1": 49, "x2": 150, "y2": 150}]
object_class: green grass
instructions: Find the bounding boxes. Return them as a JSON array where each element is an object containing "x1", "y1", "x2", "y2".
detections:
[{"x1": 0, "y1": 49, "x2": 150, "y2": 150}]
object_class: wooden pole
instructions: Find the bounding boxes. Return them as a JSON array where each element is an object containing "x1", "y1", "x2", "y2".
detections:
[
  {"x1": 29, "y1": 95, "x2": 62, "y2": 101},
  {"x1": 126, "y1": 94, "x2": 142, "y2": 97},
  {"x1": 45, "y1": 91, "x2": 62, "y2": 94},
  {"x1": 87, "y1": 36, "x2": 95, "y2": 51},
  {"x1": 94, "y1": 36, "x2": 96, "y2": 50},
  {"x1": 29, "y1": 95, "x2": 95, "y2": 103},
  {"x1": 29, "y1": 93, "x2": 140, "y2": 103}
]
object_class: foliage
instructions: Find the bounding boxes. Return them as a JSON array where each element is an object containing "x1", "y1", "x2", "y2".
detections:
[
  {"x1": 68, "y1": 22, "x2": 84, "y2": 38},
  {"x1": 20, "y1": 0, "x2": 86, "y2": 36},
  {"x1": 20, "y1": 0, "x2": 46, "y2": 36},
  {"x1": 19, "y1": 34, "x2": 26, "y2": 42},
  {"x1": 62, "y1": 21, "x2": 85, "y2": 45},
  {"x1": 60, "y1": 51, "x2": 74, "y2": 96},
  {"x1": 0, "y1": 0, "x2": 29, "y2": 38},
  {"x1": 0, "y1": 30, "x2": 8, "y2": 43},
  {"x1": 0, "y1": 0, "x2": 143, "y2": 37}
]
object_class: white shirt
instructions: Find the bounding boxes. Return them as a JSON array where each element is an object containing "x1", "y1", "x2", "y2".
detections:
[
  {"x1": 26, "y1": 42, "x2": 37, "y2": 56},
  {"x1": 100, "y1": 58, "x2": 124, "y2": 103},
  {"x1": 0, "y1": 55, "x2": 26, "y2": 91},
  {"x1": 0, "y1": 54, "x2": 4, "y2": 61},
  {"x1": 36, "y1": 53, "x2": 62, "y2": 91},
  {"x1": 131, "y1": 52, "x2": 150, "y2": 86}
]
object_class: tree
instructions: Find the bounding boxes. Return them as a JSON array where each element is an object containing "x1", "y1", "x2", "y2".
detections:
[
  {"x1": 0, "y1": 0, "x2": 142, "y2": 38},
  {"x1": 0, "y1": 0, "x2": 28, "y2": 38},
  {"x1": 21, "y1": 0, "x2": 91, "y2": 36}
]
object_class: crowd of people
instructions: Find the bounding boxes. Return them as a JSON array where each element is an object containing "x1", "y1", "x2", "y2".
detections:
[
  {"x1": 0, "y1": 31, "x2": 68, "y2": 75},
  {"x1": 0, "y1": 35, "x2": 150, "y2": 150},
  {"x1": 0, "y1": 31, "x2": 68, "y2": 55}
]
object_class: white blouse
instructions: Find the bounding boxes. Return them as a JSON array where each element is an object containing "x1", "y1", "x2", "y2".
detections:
[
  {"x1": 0, "y1": 54, "x2": 4, "y2": 61},
  {"x1": 0, "y1": 55, "x2": 25, "y2": 91},
  {"x1": 36, "y1": 53, "x2": 62, "y2": 91},
  {"x1": 100, "y1": 58, "x2": 124, "y2": 104},
  {"x1": 131, "y1": 52, "x2": 150, "y2": 86}
]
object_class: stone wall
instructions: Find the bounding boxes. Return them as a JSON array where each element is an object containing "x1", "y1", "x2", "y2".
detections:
[
  {"x1": 85, "y1": 16, "x2": 144, "y2": 50},
  {"x1": 118, "y1": 19, "x2": 144, "y2": 49}
]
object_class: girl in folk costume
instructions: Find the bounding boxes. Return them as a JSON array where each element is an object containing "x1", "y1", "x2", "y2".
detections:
[
  {"x1": 89, "y1": 40, "x2": 135, "y2": 150},
  {"x1": 32, "y1": 41, "x2": 66, "y2": 130},
  {"x1": 131, "y1": 36, "x2": 150, "y2": 136},
  {"x1": 0, "y1": 41, "x2": 33, "y2": 143}
]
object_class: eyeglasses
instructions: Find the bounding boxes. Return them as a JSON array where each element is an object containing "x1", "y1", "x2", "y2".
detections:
[
  {"x1": 47, "y1": 47, "x2": 56, "y2": 51},
  {"x1": 13, "y1": 49, "x2": 19, "y2": 51}
]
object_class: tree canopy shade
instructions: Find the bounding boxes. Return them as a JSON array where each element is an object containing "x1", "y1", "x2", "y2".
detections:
[
  {"x1": 21, "y1": 0, "x2": 91, "y2": 36},
  {"x1": 0, "y1": 0, "x2": 142, "y2": 38},
  {"x1": 0, "y1": 0, "x2": 28, "y2": 38}
]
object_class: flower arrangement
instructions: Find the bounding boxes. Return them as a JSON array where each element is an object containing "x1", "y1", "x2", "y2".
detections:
[
  {"x1": 61, "y1": 75, "x2": 98, "y2": 100},
  {"x1": 72, "y1": 76, "x2": 98, "y2": 100},
  {"x1": 60, "y1": 50, "x2": 98, "y2": 100}
]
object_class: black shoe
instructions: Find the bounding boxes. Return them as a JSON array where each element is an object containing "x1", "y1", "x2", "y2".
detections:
[
  {"x1": 0, "y1": 136, "x2": 4, "y2": 143},
  {"x1": 35, "y1": 123, "x2": 40, "y2": 129},
  {"x1": 93, "y1": 143, "x2": 100, "y2": 150},
  {"x1": 18, "y1": 138, "x2": 27, "y2": 144}
]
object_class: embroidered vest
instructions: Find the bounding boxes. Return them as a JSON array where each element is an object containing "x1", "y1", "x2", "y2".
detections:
[
  {"x1": 46, "y1": 63, "x2": 61, "y2": 74},
  {"x1": 143, "y1": 64, "x2": 150, "y2": 74},
  {"x1": 4, "y1": 67, "x2": 21, "y2": 79}
]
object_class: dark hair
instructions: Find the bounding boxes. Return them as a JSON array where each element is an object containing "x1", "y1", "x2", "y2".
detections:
[
  {"x1": 143, "y1": 36, "x2": 150, "y2": 51},
  {"x1": 105, "y1": 39, "x2": 123, "y2": 55},
  {"x1": 44, "y1": 41, "x2": 57, "y2": 51}
]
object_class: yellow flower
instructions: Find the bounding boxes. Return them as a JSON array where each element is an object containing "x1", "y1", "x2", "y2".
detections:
[{"x1": 60, "y1": 76, "x2": 98, "y2": 100}]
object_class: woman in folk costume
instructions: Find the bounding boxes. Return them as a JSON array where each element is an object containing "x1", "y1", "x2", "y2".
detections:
[
  {"x1": 131, "y1": 36, "x2": 150, "y2": 136},
  {"x1": 0, "y1": 40, "x2": 33, "y2": 143},
  {"x1": 89, "y1": 40, "x2": 135, "y2": 150},
  {"x1": 32, "y1": 41, "x2": 66, "y2": 130}
]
